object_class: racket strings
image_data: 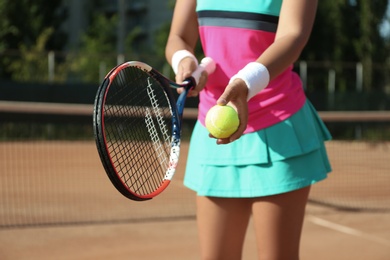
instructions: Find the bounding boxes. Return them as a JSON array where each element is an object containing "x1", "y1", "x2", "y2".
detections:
[
  {"x1": 103, "y1": 66, "x2": 173, "y2": 196},
  {"x1": 115, "y1": 72, "x2": 164, "y2": 192},
  {"x1": 146, "y1": 78, "x2": 171, "y2": 143},
  {"x1": 145, "y1": 108, "x2": 169, "y2": 169}
]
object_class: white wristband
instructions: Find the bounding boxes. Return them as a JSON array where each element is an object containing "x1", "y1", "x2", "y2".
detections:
[
  {"x1": 171, "y1": 50, "x2": 198, "y2": 75},
  {"x1": 229, "y1": 62, "x2": 270, "y2": 101}
]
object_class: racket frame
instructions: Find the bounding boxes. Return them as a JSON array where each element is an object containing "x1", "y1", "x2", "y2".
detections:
[{"x1": 93, "y1": 61, "x2": 198, "y2": 201}]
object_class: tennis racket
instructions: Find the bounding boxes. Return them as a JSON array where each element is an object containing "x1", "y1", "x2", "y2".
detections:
[{"x1": 93, "y1": 57, "x2": 216, "y2": 201}]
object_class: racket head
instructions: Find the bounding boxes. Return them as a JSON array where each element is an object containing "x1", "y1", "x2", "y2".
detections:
[{"x1": 93, "y1": 61, "x2": 182, "y2": 201}]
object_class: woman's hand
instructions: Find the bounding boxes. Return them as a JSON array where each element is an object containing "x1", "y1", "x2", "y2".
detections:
[
  {"x1": 175, "y1": 57, "x2": 209, "y2": 97},
  {"x1": 212, "y1": 78, "x2": 249, "y2": 144}
]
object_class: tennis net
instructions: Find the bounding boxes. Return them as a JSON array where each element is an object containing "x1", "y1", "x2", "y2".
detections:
[
  {"x1": 0, "y1": 101, "x2": 389, "y2": 228},
  {"x1": 0, "y1": 101, "x2": 196, "y2": 228},
  {"x1": 309, "y1": 111, "x2": 390, "y2": 211}
]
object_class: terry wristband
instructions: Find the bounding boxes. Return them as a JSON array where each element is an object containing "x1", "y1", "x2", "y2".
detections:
[
  {"x1": 171, "y1": 50, "x2": 198, "y2": 75},
  {"x1": 229, "y1": 62, "x2": 270, "y2": 101}
]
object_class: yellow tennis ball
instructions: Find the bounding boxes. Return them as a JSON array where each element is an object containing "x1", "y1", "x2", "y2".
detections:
[{"x1": 205, "y1": 105, "x2": 239, "y2": 138}]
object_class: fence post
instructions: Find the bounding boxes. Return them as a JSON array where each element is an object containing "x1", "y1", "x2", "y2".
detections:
[
  {"x1": 355, "y1": 62, "x2": 363, "y2": 139},
  {"x1": 99, "y1": 62, "x2": 107, "y2": 83},
  {"x1": 328, "y1": 69, "x2": 336, "y2": 109},
  {"x1": 299, "y1": 61, "x2": 307, "y2": 90},
  {"x1": 117, "y1": 54, "x2": 125, "y2": 65},
  {"x1": 356, "y1": 62, "x2": 363, "y2": 92},
  {"x1": 48, "y1": 51, "x2": 55, "y2": 83}
]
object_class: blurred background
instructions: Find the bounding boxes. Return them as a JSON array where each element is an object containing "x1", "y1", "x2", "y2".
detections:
[
  {"x1": 0, "y1": 0, "x2": 389, "y2": 107},
  {"x1": 0, "y1": 1, "x2": 389, "y2": 259},
  {"x1": 0, "y1": 0, "x2": 389, "y2": 228}
]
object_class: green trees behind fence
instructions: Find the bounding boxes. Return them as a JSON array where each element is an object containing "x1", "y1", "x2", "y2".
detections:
[{"x1": 0, "y1": 0, "x2": 389, "y2": 94}]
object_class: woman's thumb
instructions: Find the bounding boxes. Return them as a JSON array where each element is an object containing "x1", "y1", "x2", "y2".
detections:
[
  {"x1": 217, "y1": 88, "x2": 233, "y2": 105},
  {"x1": 216, "y1": 97, "x2": 227, "y2": 106}
]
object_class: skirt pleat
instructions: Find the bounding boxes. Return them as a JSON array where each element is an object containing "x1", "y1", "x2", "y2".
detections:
[{"x1": 184, "y1": 100, "x2": 332, "y2": 197}]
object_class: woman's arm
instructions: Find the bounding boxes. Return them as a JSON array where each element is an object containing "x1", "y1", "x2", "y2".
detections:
[
  {"x1": 257, "y1": 0, "x2": 318, "y2": 80},
  {"x1": 165, "y1": 0, "x2": 205, "y2": 95},
  {"x1": 165, "y1": 0, "x2": 198, "y2": 63},
  {"x1": 165, "y1": 0, "x2": 198, "y2": 78},
  {"x1": 218, "y1": 0, "x2": 318, "y2": 144}
]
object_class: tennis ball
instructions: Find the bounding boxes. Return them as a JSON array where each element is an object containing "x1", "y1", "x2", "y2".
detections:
[{"x1": 205, "y1": 105, "x2": 239, "y2": 138}]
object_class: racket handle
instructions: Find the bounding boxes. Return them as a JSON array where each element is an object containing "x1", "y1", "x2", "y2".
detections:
[{"x1": 191, "y1": 57, "x2": 216, "y2": 85}]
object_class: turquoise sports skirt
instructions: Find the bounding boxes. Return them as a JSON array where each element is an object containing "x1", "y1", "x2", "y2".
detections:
[{"x1": 184, "y1": 100, "x2": 332, "y2": 198}]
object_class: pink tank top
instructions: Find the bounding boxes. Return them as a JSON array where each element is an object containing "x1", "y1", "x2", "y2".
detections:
[{"x1": 196, "y1": 2, "x2": 306, "y2": 133}]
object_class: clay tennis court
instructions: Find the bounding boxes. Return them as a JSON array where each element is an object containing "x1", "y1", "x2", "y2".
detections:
[{"x1": 0, "y1": 140, "x2": 389, "y2": 259}]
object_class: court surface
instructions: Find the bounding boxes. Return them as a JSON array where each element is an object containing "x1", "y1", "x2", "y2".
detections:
[
  {"x1": 0, "y1": 204, "x2": 389, "y2": 260},
  {"x1": 0, "y1": 141, "x2": 389, "y2": 260}
]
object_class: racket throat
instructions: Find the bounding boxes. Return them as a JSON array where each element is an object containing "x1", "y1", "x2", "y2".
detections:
[{"x1": 164, "y1": 140, "x2": 180, "y2": 181}]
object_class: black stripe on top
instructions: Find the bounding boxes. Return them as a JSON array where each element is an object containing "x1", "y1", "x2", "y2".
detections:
[{"x1": 197, "y1": 10, "x2": 279, "y2": 32}]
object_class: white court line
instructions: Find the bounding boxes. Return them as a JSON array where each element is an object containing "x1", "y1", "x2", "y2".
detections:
[{"x1": 307, "y1": 215, "x2": 390, "y2": 247}]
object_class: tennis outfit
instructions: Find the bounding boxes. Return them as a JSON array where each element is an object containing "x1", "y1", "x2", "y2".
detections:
[{"x1": 184, "y1": 0, "x2": 332, "y2": 197}]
